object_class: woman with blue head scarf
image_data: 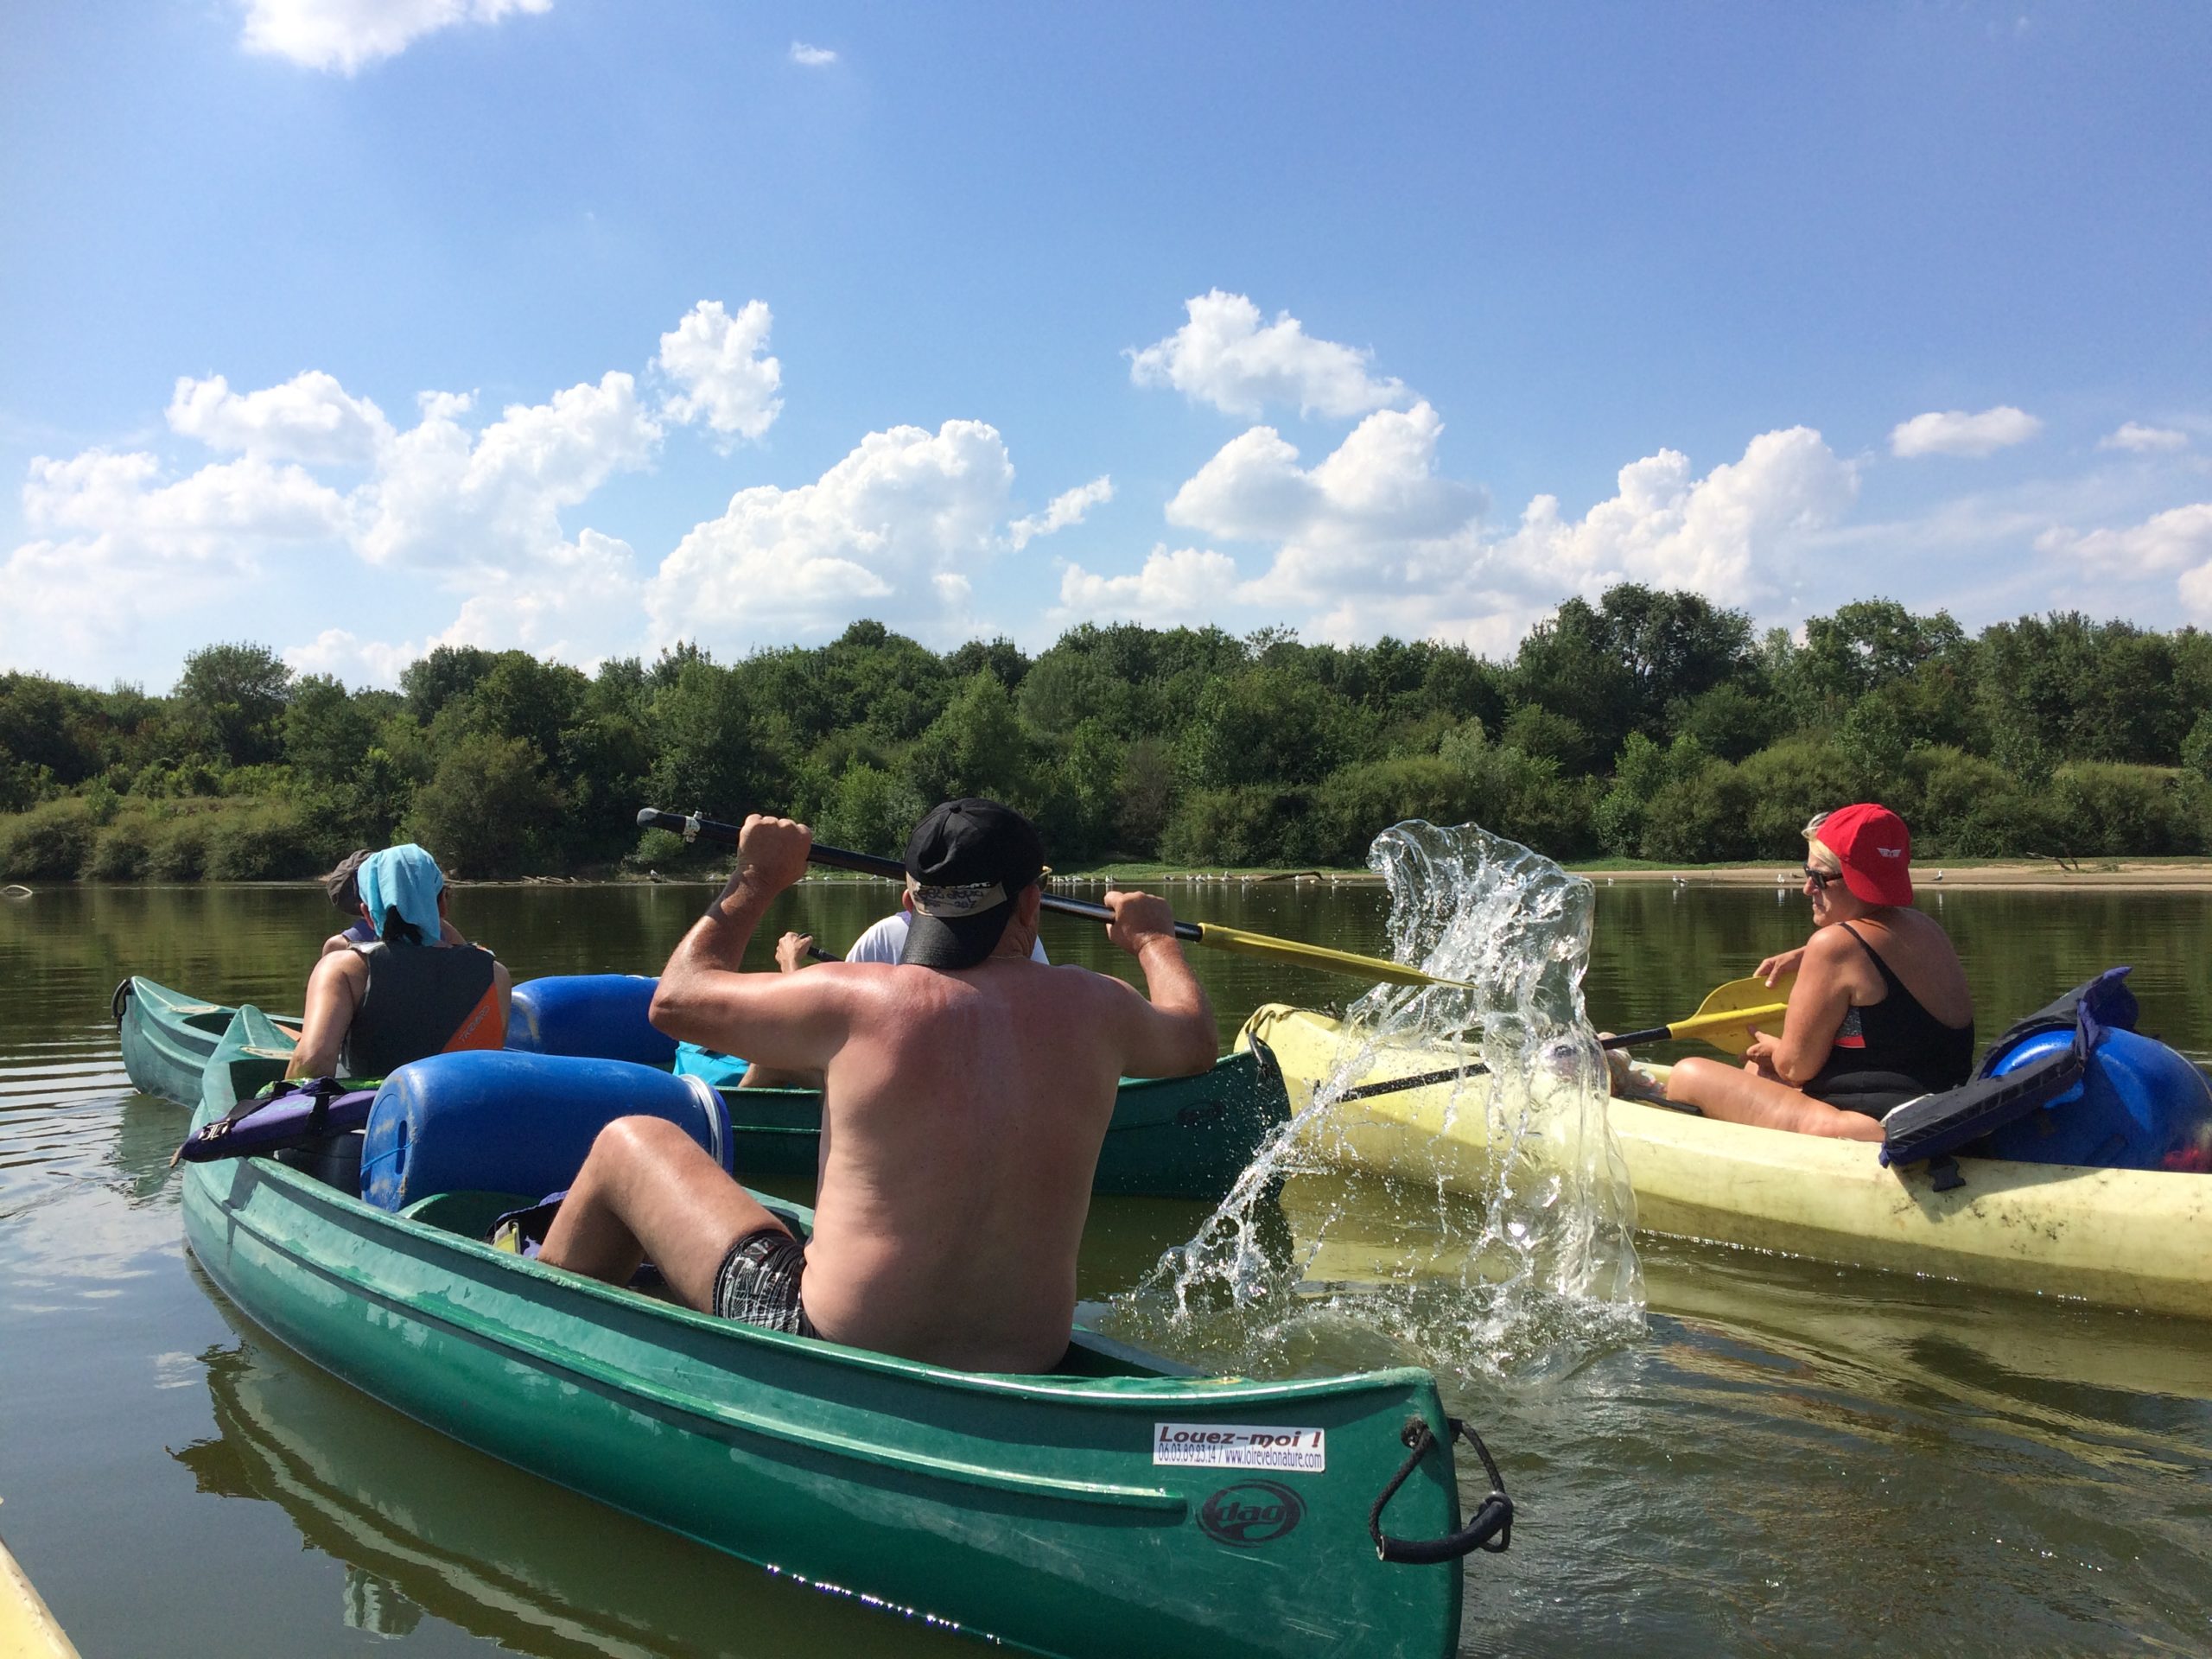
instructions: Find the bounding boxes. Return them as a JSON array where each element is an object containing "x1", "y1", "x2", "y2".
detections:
[
  {"x1": 317, "y1": 846, "x2": 472, "y2": 957},
  {"x1": 289, "y1": 844, "x2": 512, "y2": 1081}
]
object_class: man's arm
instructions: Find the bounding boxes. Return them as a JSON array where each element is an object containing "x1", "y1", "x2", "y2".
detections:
[
  {"x1": 648, "y1": 816, "x2": 849, "y2": 1073},
  {"x1": 1099, "y1": 889, "x2": 1217, "y2": 1078}
]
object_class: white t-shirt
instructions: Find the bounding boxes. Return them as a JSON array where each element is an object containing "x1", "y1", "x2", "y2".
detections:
[{"x1": 845, "y1": 911, "x2": 1048, "y2": 965}]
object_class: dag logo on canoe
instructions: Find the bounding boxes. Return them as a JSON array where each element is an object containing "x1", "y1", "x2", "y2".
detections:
[{"x1": 1198, "y1": 1482, "x2": 1306, "y2": 1548}]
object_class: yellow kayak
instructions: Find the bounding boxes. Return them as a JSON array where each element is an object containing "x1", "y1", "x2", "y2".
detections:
[
  {"x1": 0, "y1": 1534, "x2": 78, "y2": 1659},
  {"x1": 1241, "y1": 1003, "x2": 2212, "y2": 1321}
]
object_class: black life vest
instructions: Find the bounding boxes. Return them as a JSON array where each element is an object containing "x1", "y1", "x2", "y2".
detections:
[{"x1": 340, "y1": 941, "x2": 503, "y2": 1078}]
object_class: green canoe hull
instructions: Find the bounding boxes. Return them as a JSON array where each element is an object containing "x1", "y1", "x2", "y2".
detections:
[
  {"x1": 120, "y1": 976, "x2": 1288, "y2": 1202},
  {"x1": 181, "y1": 1008, "x2": 1475, "y2": 1659},
  {"x1": 114, "y1": 976, "x2": 294, "y2": 1112}
]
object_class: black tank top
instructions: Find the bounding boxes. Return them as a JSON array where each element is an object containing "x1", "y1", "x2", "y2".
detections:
[
  {"x1": 340, "y1": 942, "x2": 503, "y2": 1078},
  {"x1": 1805, "y1": 921, "x2": 1974, "y2": 1100}
]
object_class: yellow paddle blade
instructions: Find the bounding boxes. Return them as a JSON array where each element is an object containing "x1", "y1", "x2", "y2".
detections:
[
  {"x1": 1670, "y1": 972, "x2": 1796, "y2": 1056},
  {"x1": 1191, "y1": 922, "x2": 1473, "y2": 990}
]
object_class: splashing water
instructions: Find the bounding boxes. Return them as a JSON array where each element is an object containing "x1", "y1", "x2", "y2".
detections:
[{"x1": 1104, "y1": 820, "x2": 1644, "y2": 1386}]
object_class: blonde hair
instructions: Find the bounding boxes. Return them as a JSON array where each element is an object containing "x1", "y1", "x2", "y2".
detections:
[{"x1": 1802, "y1": 811, "x2": 1842, "y2": 876}]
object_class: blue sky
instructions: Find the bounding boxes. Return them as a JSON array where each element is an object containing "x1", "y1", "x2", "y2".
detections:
[{"x1": 3, "y1": 2, "x2": 2209, "y2": 690}]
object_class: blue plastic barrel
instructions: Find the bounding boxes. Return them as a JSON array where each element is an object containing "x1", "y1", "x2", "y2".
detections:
[
  {"x1": 361, "y1": 1051, "x2": 730, "y2": 1211},
  {"x1": 1982, "y1": 1026, "x2": 2212, "y2": 1170},
  {"x1": 505, "y1": 974, "x2": 677, "y2": 1068}
]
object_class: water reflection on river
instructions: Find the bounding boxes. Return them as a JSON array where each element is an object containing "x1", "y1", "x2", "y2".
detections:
[{"x1": 1, "y1": 879, "x2": 2208, "y2": 1655}]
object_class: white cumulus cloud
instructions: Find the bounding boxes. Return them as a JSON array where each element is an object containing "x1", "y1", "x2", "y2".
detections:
[
  {"x1": 429, "y1": 528, "x2": 642, "y2": 659},
  {"x1": 1166, "y1": 402, "x2": 1480, "y2": 549},
  {"x1": 645, "y1": 420, "x2": 1014, "y2": 647},
  {"x1": 355, "y1": 374, "x2": 661, "y2": 570},
  {"x1": 1067, "y1": 399, "x2": 1494, "y2": 645},
  {"x1": 3, "y1": 301, "x2": 804, "y2": 675},
  {"x1": 656, "y1": 300, "x2": 783, "y2": 446},
  {"x1": 789, "y1": 41, "x2": 837, "y2": 66},
  {"x1": 239, "y1": 0, "x2": 552, "y2": 74},
  {"x1": 1890, "y1": 404, "x2": 2044, "y2": 459},
  {"x1": 1007, "y1": 476, "x2": 1112, "y2": 550},
  {"x1": 167, "y1": 371, "x2": 395, "y2": 467},
  {"x1": 2098, "y1": 422, "x2": 2190, "y2": 454},
  {"x1": 1128, "y1": 290, "x2": 1408, "y2": 420},
  {"x1": 3, "y1": 448, "x2": 353, "y2": 662},
  {"x1": 1055, "y1": 545, "x2": 1243, "y2": 626},
  {"x1": 2037, "y1": 503, "x2": 2212, "y2": 575},
  {"x1": 285, "y1": 628, "x2": 423, "y2": 687},
  {"x1": 1094, "y1": 423, "x2": 1852, "y2": 651},
  {"x1": 22, "y1": 448, "x2": 352, "y2": 548},
  {"x1": 1489, "y1": 426, "x2": 1859, "y2": 599}
]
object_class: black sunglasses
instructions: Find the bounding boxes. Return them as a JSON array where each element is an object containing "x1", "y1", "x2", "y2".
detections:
[{"x1": 1802, "y1": 865, "x2": 1839, "y2": 889}]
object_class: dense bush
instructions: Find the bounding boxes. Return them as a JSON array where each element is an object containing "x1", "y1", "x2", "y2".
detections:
[
  {"x1": 1733, "y1": 740, "x2": 1865, "y2": 849},
  {"x1": 1638, "y1": 761, "x2": 1759, "y2": 863},
  {"x1": 0, "y1": 799, "x2": 94, "y2": 880},
  {"x1": 204, "y1": 804, "x2": 325, "y2": 880},
  {"x1": 84, "y1": 817, "x2": 154, "y2": 880},
  {"x1": 1315, "y1": 757, "x2": 1478, "y2": 863},
  {"x1": 2046, "y1": 764, "x2": 2190, "y2": 858},
  {"x1": 1161, "y1": 785, "x2": 1331, "y2": 868},
  {"x1": 146, "y1": 814, "x2": 213, "y2": 881}
]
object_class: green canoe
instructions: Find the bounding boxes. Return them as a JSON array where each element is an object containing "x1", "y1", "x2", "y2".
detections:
[
  {"x1": 116, "y1": 976, "x2": 300, "y2": 1111},
  {"x1": 118, "y1": 976, "x2": 1289, "y2": 1202},
  {"x1": 181, "y1": 1005, "x2": 1508, "y2": 1658}
]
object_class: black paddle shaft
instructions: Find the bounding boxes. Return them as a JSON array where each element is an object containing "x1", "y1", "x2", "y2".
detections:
[
  {"x1": 1330, "y1": 1029, "x2": 1655, "y2": 1104},
  {"x1": 634, "y1": 807, "x2": 1203, "y2": 943}
]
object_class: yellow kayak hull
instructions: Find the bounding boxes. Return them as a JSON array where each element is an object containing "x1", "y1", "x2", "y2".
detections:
[
  {"x1": 1241, "y1": 1003, "x2": 2212, "y2": 1321},
  {"x1": 0, "y1": 1535, "x2": 78, "y2": 1659}
]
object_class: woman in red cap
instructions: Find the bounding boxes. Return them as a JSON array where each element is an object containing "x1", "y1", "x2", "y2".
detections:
[{"x1": 1659, "y1": 804, "x2": 1975, "y2": 1139}]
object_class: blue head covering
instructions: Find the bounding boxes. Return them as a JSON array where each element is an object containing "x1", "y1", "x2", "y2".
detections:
[{"x1": 357, "y1": 844, "x2": 445, "y2": 946}]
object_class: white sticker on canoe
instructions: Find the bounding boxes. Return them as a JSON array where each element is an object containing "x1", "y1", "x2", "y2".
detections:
[{"x1": 1153, "y1": 1423, "x2": 1325, "y2": 1472}]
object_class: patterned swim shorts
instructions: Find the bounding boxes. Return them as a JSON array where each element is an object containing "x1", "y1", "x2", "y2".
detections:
[{"x1": 711, "y1": 1226, "x2": 817, "y2": 1338}]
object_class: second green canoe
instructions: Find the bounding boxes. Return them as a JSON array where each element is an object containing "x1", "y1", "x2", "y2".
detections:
[{"x1": 118, "y1": 975, "x2": 1289, "y2": 1202}]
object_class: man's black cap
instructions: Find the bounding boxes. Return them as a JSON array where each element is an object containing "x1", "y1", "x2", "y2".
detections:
[
  {"x1": 321, "y1": 848, "x2": 372, "y2": 912},
  {"x1": 899, "y1": 798, "x2": 1046, "y2": 969}
]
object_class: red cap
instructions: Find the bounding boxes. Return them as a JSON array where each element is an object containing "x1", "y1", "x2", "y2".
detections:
[{"x1": 1817, "y1": 803, "x2": 1913, "y2": 906}]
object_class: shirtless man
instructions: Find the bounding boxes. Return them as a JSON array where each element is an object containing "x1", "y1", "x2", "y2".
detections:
[{"x1": 538, "y1": 798, "x2": 1217, "y2": 1373}]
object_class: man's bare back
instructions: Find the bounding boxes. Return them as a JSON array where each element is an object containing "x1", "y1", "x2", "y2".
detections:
[{"x1": 540, "y1": 805, "x2": 1217, "y2": 1373}]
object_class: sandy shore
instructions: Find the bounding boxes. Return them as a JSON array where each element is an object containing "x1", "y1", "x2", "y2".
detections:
[{"x1": 1585, "y1": 861, "x2": 2212, "y2": 892}]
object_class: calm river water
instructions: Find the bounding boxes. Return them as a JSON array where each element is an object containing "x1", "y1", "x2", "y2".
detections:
[{"x1": 3, "y1": 877, "x2": 2209, "y2": 1656}]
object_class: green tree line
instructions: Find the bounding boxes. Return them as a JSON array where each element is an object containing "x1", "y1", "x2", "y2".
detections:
[{"x1": 6, "y1": 587, "x2": 2212, "y2": 881}]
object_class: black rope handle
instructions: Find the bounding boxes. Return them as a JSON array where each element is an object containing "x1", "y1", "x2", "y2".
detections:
[
  {"x1": 111, "y1": 977, "x2": 133, "y2": 1025},
  {"x1": 1369, "y1": 1415, "x2": 1513, "y2": 1564}
]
